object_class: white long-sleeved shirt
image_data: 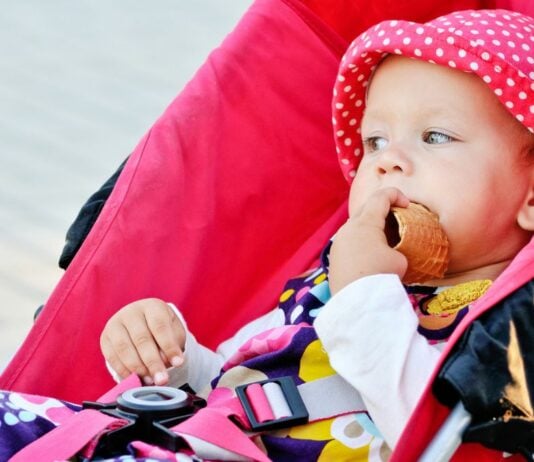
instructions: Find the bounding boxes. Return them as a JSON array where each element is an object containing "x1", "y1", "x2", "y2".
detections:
[{"x1": 109, "y1": 274, "x2": 444, "y2": 448}]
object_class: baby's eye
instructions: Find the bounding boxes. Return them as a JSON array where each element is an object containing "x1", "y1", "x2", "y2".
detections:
[
  {"x1": 363, "y1": 136, "x2": 388, "y2": 152},
  {"x1": 422, "y1": 131, "x2": 454, "y2": 144}
]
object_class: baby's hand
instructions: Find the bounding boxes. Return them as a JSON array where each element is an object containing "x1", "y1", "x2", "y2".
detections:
[
  {"x1": 329, "y1": 188, "x2": 410, "y2": 295},
  {"x1": 100, "y1": 298, "x2": 186, "y2": 386}
]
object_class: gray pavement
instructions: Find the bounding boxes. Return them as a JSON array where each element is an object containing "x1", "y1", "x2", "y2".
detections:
[{"x1": 0, "y1": 1, "x2": 252, "y2": 366}]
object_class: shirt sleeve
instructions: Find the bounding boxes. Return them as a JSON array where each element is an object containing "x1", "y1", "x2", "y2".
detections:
[
  {"x1": 314, "y1": 274, "x2": 443, "y2": 449},
  {"x1": 165, "y1": 305, "x2": 286, "y2": 391}
]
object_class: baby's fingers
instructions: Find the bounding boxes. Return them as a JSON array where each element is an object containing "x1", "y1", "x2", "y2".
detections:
[
  {"x1": 145, "y1": 305, "x2": 185, "y2": 370},
  {"x1": 355, "y1": 188, "x2": 410, "y2": 225},
  {"x1": 100, "y1": 324, "x2": 152, "y2": 383},
  {"x1": 125, "y1": 315, "x2": 170, "y2": 385}
]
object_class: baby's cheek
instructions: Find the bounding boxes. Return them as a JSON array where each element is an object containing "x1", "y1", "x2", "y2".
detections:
[{"x1": 347, "y1": 179, "x2": 370, "y2": 216}]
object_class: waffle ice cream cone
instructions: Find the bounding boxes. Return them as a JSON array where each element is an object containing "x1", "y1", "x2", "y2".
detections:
[{"x1": 385, "y1": 203, "x2": 449, "y2": 284}]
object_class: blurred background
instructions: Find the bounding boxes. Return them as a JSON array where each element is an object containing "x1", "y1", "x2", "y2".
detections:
[{"x1": 0, "y1": 0, "x2": 252, "y2": 367}]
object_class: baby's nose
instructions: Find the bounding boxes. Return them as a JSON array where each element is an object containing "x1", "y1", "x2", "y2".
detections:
[{"x1": 376, "y1": 148, "x2": 413, "y2": 175}]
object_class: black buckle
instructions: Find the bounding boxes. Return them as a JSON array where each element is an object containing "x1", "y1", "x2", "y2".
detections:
[
  {"x1": 235, "y1": 376, "x2": 309, "y2": 431},
  {"x1": 82, "y1": 384, "x2": 206, "y2": 457}
]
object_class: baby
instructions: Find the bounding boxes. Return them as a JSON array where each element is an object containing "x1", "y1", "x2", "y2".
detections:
[
  {"x1": 100, "y1": 8, "x2": 534, "y2": 459},
  {"x1": 5, "y1": 7, "x2": 533, "y2": 462}
]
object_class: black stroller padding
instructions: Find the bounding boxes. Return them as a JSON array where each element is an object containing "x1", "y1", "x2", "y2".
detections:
[
  {"x1": 434, "y1": 279, "x2": 534, "y2": 457},
  {"x1": 59, "y1": 157, "x2": 128, "y2": 270}
]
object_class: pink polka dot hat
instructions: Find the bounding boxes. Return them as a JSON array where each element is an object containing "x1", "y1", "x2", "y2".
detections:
[{"x1": 332, "y1": 9, "x2": 534, "y2": 181}]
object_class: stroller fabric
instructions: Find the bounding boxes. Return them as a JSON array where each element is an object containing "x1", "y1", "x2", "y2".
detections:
[
  {"x1": 1, "y1": 0, "x2": 353, "y2": 402},
  {"x1": 434, "y1": 279, "x2": 534, "y2": 457},
  {"x1": 392, "y1": 240, "x2": 534, "y2": 461}
]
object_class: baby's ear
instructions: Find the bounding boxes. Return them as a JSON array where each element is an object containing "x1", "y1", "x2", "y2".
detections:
[{"x1": 517, "y1": 166, "x2": 534, "y2": 231}]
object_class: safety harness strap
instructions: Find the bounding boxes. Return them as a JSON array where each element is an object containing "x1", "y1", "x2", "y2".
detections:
[
  {"x1": 9, "y1": 374, "x2": 141, "y2": 462},
  {"x1": 171, "y1": 374, "x2": 366, "y2": 461},
  {"x1": 10, "y1": 373, "x2": 365, "y2": 461}
]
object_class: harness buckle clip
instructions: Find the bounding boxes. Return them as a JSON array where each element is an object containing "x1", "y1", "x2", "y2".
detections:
[{"x1": 235, "y1": 376, "x2": 309, "y2": 431}]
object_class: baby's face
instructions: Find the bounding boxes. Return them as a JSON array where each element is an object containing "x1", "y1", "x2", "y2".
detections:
[{"x1": 349, "y1": 55, "x2": 533, "y2": 279}]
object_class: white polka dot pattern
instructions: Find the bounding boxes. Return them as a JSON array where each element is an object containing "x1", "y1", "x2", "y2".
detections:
[{"x1": 333, "y1": 9, "x2": 534, "y2": 181}]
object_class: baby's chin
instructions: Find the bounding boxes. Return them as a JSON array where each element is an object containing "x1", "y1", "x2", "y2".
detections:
[{"x1": 436, "y1": 255, "x2": 512, "y2": 286}]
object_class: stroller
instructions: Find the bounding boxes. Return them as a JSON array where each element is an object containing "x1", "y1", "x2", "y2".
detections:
[{"x1": 1, "y1": 0, "x2": 534, "y2": 460}]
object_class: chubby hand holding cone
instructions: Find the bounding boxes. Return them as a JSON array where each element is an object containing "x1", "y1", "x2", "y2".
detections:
[{"x1": 386, "y1": 203, "x2": 450, "y2": 284}]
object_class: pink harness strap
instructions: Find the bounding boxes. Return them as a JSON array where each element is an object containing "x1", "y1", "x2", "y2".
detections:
[
  {"x1": 97, "y1": 373, "x2": 143, "y2": 403},
  {"x1": 10, "y1": 373, "x2": 364, "y2": 461},
  {"x1": 9, "y1": 375, "x2": 270, "y2": 462},
  {"x1": 9, "y1": 374, "x2": 141, "y2": 462},
  {"x1": 9, "y1": 410, "x2": 125, "y2": 462},
  {"x1": 173, "y1": 407, "x2": 271, "y2": 462},
  {"x1": 171, "y1": 374, "x2": 366, "y2": 460},
  {"x1": 245, "y1": 383, "x2": 276, "y2": 423}
]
